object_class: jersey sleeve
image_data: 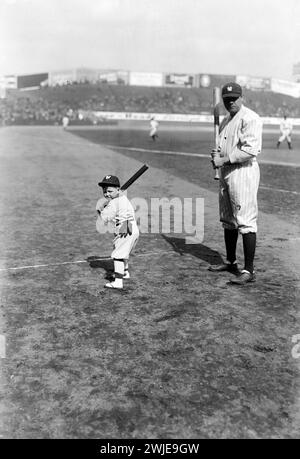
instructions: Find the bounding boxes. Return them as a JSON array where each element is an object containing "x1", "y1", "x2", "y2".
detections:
[
  {"x1": 99, "y1": 200, "x2": 117, "y2": 224},
  {"x1": 229, "y1": 116, "x2": 262, "y2": 163}
]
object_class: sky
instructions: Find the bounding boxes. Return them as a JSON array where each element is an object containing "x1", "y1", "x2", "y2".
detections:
[{"x1": 0, "y1": 0, "x2": 300, "y2": 80}]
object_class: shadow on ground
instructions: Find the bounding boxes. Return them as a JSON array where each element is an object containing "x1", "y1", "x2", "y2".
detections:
[
  {"x1": 161, "y1": 235, "x2": 223, "y2": 265},
  {"x1": 87, "y1": 256, "x2": 114, "y2": 280}
]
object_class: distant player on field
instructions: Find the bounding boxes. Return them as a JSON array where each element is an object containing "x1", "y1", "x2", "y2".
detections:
[
  {"x1": 149, "y1": 116, "x2": 159, "y2": 141},
  {"x1": 62, "y1": 115, "x2": 69, "y2": 129},
  {"x1": 209, "y1": 82, "x2": 263, "y2": 285},
  {"x1": 277, "y1": 115, "x2": 293, "y2": 149}
]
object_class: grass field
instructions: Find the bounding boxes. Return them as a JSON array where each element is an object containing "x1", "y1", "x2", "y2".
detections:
[{"x1": 0, "y1": 123, "x2": 299, "y2": 439}]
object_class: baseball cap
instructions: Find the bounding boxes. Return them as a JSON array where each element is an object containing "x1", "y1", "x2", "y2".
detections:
[
  {"x1": 98, "y1": 175, "x2": 120, "y2": 188},
  {"x1": 222, "y1": 82, "x2": 242, "y2": 98}
]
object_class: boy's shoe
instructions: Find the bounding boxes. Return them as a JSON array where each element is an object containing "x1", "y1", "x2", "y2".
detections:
[
  {"x1": 107, "y1": 271, "x2": 130, "y2": 280},
  {"x1": 123, "y1": 271, "x2": 130, "y2": 279},
  {"x1": 105, "y1": 282, "x2": 123, "y2": 289},
  {"x1": 229, "y1": 270, "x2": 256, "y2": 285},
  {"x1": 208, "y1": 263, "x2": 239, "y2": 274}
]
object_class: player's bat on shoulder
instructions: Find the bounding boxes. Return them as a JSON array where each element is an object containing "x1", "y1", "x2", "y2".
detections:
[
  {"x1": 212, "y1": 87, "x2": 221, "y2": 180},
  {"x1": 120, "y1": 164, "x2": 149, "y2": 190}
]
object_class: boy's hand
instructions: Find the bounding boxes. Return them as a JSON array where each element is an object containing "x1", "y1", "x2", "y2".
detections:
[
  {"x1": 96, "y1": 198, "x2": 109, "y2": 214},
  {"x1": 118, "y1": 220, "x2": 133, "y2": 237}
]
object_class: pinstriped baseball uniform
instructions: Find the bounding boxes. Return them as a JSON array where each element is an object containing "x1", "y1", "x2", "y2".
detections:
[
  {"x1": 278, "y1": 117, "x2": 292, "y2": 143},
  {"x1": 217, "y1": 105, "x2": 262, "y2": 234}
]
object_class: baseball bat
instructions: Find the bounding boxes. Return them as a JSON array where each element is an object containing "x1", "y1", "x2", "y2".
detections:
[
  {"x1": 96, "y1": 164, "x2": 149, "y2": 215},
  {"x1": 120, "y1": 164, "x2": 149, "y2": 190},
  {"x1": 212, "y1": 87, "x2": 221, "y2": 180}
]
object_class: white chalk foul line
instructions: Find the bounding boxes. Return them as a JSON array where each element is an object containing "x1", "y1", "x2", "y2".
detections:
[
  {"x1": 259, "y1": 185, "x2": 300, "y2": 195},
  {"x1": 105, "y1": 144, "x2": 209, "y2": 159},
  {"x1": 14, "y1": 136, "x2": 300, "y2": 168},
  {"x1": 0, "y1": 251, "x2": 178, "y2": 273},
  {"x1": 105, "y1": 144, "x2": 300, "y2": 195},
  {"x1": 0, "y1": 260, "x2": 87, "y2": 271},
  {"x1": 105, "y1": 144, "x2": 300, "y2": 168}
]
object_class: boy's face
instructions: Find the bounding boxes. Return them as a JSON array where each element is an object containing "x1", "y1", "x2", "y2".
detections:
[{"x1": 102, "y1": 186, "x2": 120, "y2": 200}]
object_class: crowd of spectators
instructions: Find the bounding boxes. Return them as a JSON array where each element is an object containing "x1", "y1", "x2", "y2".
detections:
[{"x1": 1, "y1": 82, "x2": 300, "y2": 125}]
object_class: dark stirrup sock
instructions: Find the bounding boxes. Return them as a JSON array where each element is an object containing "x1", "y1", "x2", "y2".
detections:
[
  {"x1": 242, "y1": 232, "x2": 256, "y2": 273},
  {"x1": 224, "y1": 229, "x2": 239, "y2": 264}
]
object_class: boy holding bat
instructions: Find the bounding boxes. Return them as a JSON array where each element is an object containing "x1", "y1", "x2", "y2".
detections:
[{"x1": 96, "y1": 175, "x2": 139, "y2": 289}]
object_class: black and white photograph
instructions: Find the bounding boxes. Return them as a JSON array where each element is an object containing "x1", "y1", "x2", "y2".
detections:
[{"x1": 0, "y1": 0, "x2": 299, "y2": 442}]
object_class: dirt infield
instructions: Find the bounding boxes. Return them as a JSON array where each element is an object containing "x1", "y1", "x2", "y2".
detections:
[{"x1": 0, "y1": 126, "x2": 299, "y2": 438}]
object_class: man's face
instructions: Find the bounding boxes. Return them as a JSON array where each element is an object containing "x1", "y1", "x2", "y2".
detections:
[
  {"x1": 223, "y1": 96, "x2": 242, "y2": 116},
  {"x1": 103, "y1": 186, "x2": 119, "y2": 200}
]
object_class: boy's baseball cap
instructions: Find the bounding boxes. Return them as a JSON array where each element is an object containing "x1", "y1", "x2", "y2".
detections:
[
  {"x1": 98, "y1": 175, "x2": 120, "y2": 188},
  {"x1": 222, "y1": 82, "x2": 242, "y2": 98}
]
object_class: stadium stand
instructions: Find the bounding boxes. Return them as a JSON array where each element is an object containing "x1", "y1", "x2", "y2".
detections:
[{"x1": 1, "y1": 82, "x2": 300, "y2": 125}]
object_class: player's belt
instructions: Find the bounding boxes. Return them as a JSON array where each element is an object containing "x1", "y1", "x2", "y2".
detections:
[
  {"x1": 223, "y1": 157, "x2": 257, "y2": 169},
  {"x1": 115, "y1": 217, "x2": 134, "y2": 227}
]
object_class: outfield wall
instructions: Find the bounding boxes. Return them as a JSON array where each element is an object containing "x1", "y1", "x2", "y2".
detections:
[{"x1": 80, "y1": 110, "x2": 300, "y2": 126}]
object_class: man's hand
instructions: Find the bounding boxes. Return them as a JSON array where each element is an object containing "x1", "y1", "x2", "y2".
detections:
[
  {"x1": 211, "y1": 155, "x2": 228, "y2": 168},
  {"x1": 211, "y1": 148, "x2": 228, "y2": 168},
  {"x1": 117, "y1": 220, "x2": 133, "y2": 238}
]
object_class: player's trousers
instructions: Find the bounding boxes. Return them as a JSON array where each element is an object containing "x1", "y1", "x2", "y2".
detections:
[
  {"x1": 278, "y1": 132, "x2": 291, "y2": 143},
  {"x1": 150, "y1": 128, "x2": 157, "y2": 137},
  {"x1": 112, "y1": 222, "x2": 139, "y2": 259},
  {"x1": 219, "y1": 160, "x2": 260, "y2": 234}
]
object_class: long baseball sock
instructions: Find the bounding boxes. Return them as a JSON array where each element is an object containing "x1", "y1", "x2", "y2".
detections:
[
  {"x1": 224, "y1": 229, "x2": 239, "y2": 264},
  {"x1": 113, "y1": 259, "x2": 124, "y2": 288},
  {"x1": 124, "y1": 259, "x2": 130, "y2": 278},
  {"x1": 242, "y1": 232, "x2": 256, "y2": 274}
]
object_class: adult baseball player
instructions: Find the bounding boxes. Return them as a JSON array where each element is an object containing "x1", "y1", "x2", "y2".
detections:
[
  {"x1": 277, "y1": 115, "x2": 293, "y2": 149},
  {"x1": 209, "y1": 82, "x2": 263, "y2": 285},
  {"x1": 149, "y1": 116, "x2": 159, "y2": 141},
  {"x1": 62, "y1": 115, "x2": 69, "y2": 129}
]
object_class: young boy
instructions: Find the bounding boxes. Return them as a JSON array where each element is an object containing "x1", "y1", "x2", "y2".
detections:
[{"x1": 96, "y1": 175, "x2": 139, "y2": 289}]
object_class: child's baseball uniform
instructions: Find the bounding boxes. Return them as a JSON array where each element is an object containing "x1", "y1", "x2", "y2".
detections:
[
  {"x1": 96, "y1": 175, "x2": 139, "y2": 289},
  {"x1": 99, "y1": 193, "x2": 139, "y2": 260}
]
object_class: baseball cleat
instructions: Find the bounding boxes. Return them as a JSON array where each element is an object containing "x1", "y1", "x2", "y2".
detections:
[
  {"x1": 229, "y1": 270, "x2": 256, "y2": 285},
  {"x1": 107, "y1": 271, "x2": 130, "y2": 280},
  {"x1": 208, "y1": 263, "x2": 239, "y2": 274},
  {"x1": 104, "y1": 282, "x2": 123, "y2": 289}
]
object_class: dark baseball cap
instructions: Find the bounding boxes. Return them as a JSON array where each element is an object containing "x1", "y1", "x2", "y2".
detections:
[
  {"x1": 98, "y1": 175, "x2": 120, "y2": 188},
  {"x1": 222, "y1": 82, "x2": 242, "y2": 98}
]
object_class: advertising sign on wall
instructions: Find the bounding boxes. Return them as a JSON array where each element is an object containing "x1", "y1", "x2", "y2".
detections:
[
  {"x1": 196, "y1": 74, "x2": 236, "y2": 88},
  {"x1": 98, "y1": 70, "x2": 129, "y2": 84},
  {"x1": 165, "y1": 73, "x2": 194, "y2": 87},
  {"x1": 17, "y1": 73, "x2": 48, "y2": 89},
  {"x1": 129, "y1": 72, "x2": 164, "y2": 87},
  {"x1": 271, "y1": 78, "x2": 300, "y2": 98},
  {"x1": 236, "y1": 75, "x2": 271, "y2": 91},
  {"x1": 0, "y1": 75, "x2": 17, "y2": 89},
  {"x1": 49, "y1": 70, "x2": 76, "y2": 86}
]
